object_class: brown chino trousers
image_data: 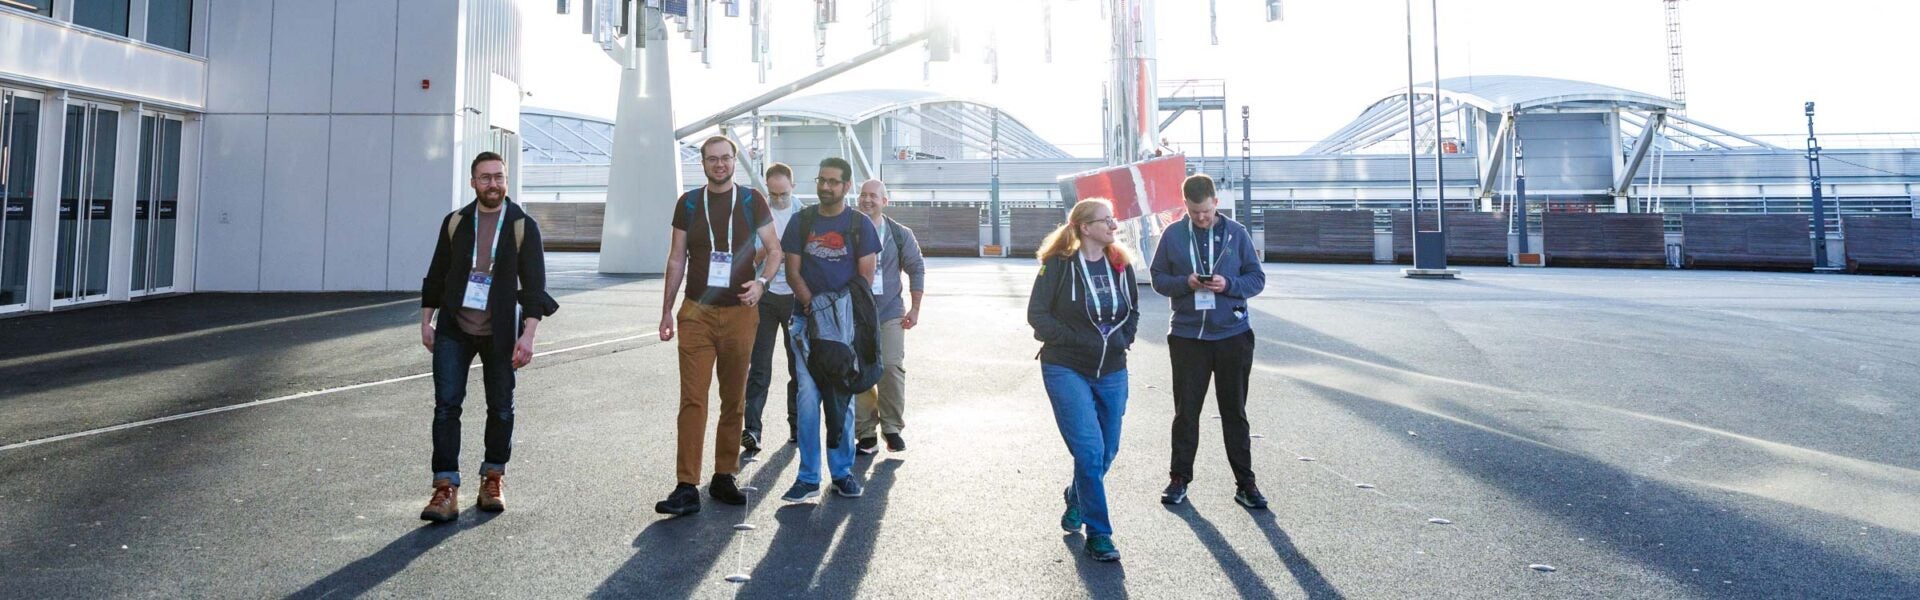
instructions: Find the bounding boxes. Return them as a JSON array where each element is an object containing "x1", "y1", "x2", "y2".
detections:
[{"x1": 676, "y1": 301, "x2": 759, "y2": 485}]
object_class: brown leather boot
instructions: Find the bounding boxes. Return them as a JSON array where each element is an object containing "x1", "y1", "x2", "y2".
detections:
[
  {"x1": 476, "y1": 471, "x2": 506, "y2": 513},
  {"x1": 420, "y1": 479, "x2": 459, "y2": 523}
]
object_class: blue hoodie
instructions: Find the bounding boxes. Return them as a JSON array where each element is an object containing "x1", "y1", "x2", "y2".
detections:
[{"x1": 1149, "y1": 216, "x2": 1266, "y2": 340}]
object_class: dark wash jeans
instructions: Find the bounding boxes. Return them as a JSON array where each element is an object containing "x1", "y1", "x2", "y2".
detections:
[
  {"x1": 744, "y1": 292, "x2": 799, "y2": 441},
  {"x1": 431, "y1": 327, "x2": 515, "y2": 486},
  {"x1": 1168, "y1": 330, "x2": 1257, "y2": 487}
]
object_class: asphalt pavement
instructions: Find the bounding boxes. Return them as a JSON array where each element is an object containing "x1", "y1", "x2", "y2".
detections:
[{"x1": 2, "y1": 254, "x2": 1917, "y2": 598}]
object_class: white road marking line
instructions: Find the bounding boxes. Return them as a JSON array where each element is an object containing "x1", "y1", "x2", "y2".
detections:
[{"x1": 0, "y1": 333, "x2": 657, "y2": 453}]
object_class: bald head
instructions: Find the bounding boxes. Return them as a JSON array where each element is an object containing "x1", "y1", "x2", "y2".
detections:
[{"x1": 857, "y1": 179, "x2": 891, "y2": 220}]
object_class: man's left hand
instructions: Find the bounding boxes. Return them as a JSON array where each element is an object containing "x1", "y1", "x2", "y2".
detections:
[
  {"x1": 740, "y1": 279, "x2": 765, "y2": 306},
  {"x1": 513, "y1": 335, "x2": 536, "y2": 368}
]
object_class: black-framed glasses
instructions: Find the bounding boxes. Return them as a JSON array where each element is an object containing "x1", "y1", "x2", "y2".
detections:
[
  {"x1": 815, "y1": 177, "x2": 845, "y2": 186},
  {"x1": 1082, "y1": 217, "x2": 1118, "y2": 228}
]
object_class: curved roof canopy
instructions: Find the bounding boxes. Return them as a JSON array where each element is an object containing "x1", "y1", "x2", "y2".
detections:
[
  {"x1": 732, "y1": 89, "x2": 1070, "y2": 159},
  {"x1": 1405, "y1": 75, "x2": 1682, "y2": 114}
]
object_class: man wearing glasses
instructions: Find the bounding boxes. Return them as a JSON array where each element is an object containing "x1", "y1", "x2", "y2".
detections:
[
  {"x1": 417, "y1": 152, "x2": 559, "y2": 522},
  {"x1": 655, "y1": 136, "x2": 784, "y2": 516},
  {"x1": 1148, "y1": 174, "x2": 1270, "y2": 510},
  {"x1": 779, "y1": 157, "x2": 880, "y2": 503}
]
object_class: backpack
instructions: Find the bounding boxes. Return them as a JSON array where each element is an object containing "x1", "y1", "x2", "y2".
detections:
[{"x1": 795, "y1": 207, "x2": 884, "y2": 448}]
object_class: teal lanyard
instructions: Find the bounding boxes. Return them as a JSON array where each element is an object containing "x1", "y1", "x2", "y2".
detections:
[{"x1": 1188, "y1": 221, "x2": 1219, "y2": 276}]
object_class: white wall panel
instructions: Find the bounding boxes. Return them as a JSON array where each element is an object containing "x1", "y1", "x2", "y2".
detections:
[
  {"x1": 387, "y1": 115, "x2": 458, "y2": 291},
  {"x1": 331, "y1": 0, "x2": 398, "y2": 114},
  {"x1": 204, "y1": 0, "x2": 273, "y2": 112},
  {"x1": 259, "y1": 116, "x2": 329, "y2": 290},
  {"x1": 194, "y1": 114, "x2": 266, "y2": 291},
  {"x1": 324, "y1": 115, "x2": 393, "y2": 290},
  {"x1": 266, "y1": 0, "x2": 334, "y2": 114},
  {"x1": 393, "y1": 0, "x2": 459, "y2": 115}
]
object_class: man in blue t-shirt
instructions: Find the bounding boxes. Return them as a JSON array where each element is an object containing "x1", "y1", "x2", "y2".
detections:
[{"x1": 778, "y1": 157, "x2": 880, "y2": 503}]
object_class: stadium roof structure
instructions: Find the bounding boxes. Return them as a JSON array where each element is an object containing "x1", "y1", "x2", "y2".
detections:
[{"x1": 1307, "y1": 75, "x2": 1780, "y2": 156}]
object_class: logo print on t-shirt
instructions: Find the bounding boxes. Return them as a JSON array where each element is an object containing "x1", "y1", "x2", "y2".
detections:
[{"x1": 806, "y1": 231, "x2": 849, "y2": 261}]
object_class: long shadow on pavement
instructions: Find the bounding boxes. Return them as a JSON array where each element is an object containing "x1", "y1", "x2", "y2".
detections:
[
  {"x1": 591, "y1": 445, "x2": 798, "y2": 598},
  {"x1": 285, "y1": 509, "x2": 497, "y2": 599},
  {"x1": 1250, "y1": 509, "x2": 1345, "y2": 600},
  {"x1": 1166, "y1": 502, "x2": 1284, "y2": 599},
  {"x1": 734, "y1": 456, "x2": 901, "y2": 598},
  {"x1": 1292, "y1": 378, "x2": 1920, "y2": 599}
]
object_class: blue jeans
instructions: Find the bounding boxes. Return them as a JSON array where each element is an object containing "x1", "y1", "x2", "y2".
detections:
[
  {"x1": 431, "y1": 327, "x2": 513, "y2": 486},
  {"x1": 1042, "y1": 363, "x2": 1129, "y2": 536},
  {"x1": 791, "y1": 313, "x2": 857, "y2": 485}
]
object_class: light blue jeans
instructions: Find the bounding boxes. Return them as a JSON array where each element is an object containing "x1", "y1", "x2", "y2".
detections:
[
  {"x1": 791, "y1": 314, "x2": 858, "y2": 485},
  {"x1": 1042, "y1": 363, "x2": 1129, "y2": 536}
]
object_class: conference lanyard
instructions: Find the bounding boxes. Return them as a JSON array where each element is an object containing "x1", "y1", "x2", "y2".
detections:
[{"x1": 1080, "y1": 253, "x2": 1122, "y2": 325}]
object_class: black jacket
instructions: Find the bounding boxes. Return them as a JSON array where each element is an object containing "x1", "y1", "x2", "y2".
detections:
[
  {"x1": 421, "y1": 199, "x2": 560, "y2": 357},
  {"x1": 1027, "y1": 252, "x2": 1141, "y2": 379}
]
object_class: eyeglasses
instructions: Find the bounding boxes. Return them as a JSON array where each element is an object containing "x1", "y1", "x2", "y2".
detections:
[
  {"x1": 473, "y1": 174, "x2": 507, "y2": 184},
  {"x1": 1081, "y1": 217, "x2": 1118, "y2": 228},
  {"x1": 702, "y1": 154, "x2": 735, "y2": 164},
  {"x1": 815, "y1": 177, "x2": 845, "y2": 186}
]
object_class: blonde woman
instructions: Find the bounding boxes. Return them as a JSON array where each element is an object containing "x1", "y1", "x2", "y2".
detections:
[{"x1": 1026, "y1": 198, "x2": 1141, "y2": 562}]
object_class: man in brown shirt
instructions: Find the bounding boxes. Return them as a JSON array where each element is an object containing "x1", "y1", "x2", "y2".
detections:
[{"x1": 654, "y1": 136, "x2": 784, "y2": 516}]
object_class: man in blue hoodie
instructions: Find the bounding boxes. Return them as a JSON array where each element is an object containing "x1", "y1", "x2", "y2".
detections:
[{"x1": 1149, "y1": 173, "x2": 1269, "y2": 510}]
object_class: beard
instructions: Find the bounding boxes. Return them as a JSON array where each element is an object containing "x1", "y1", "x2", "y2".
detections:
[{"x1": 478, "y1": 189, "x2": 505, "y2": 207}]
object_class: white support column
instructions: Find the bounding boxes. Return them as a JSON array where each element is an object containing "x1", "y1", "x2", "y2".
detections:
[
  {"x1": 25, "y1": 92, "x2": 68, "y2": 312},
  {"x1": 599, "y1": 11, "x2": 680, "y2": 275},
  {"x1": 128, "y1": 0, "x2": 152, "y2": 45},
  {"x1": 106, "y1": 103, "x2": 143, "y2": 301}
]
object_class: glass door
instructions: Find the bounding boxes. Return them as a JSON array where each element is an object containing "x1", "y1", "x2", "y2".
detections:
[
  {"x1": 132, "y1": 112, "x2": 182, "y2": 296},
  {"x1": 1, "y1": 89, "x2": 42, "y2": 312},
  {"x1": 55, "y1": 101, "x2": 117, "y2": 304}
]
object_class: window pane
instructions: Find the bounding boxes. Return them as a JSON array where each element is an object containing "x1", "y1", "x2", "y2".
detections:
[
  {"x1": 73, "y1": 0, "x2": 130, "y2": 37},
  {"x1": 1, "y1": 95, "x2": 40, "y2": 306},
  {"x1": 146, "y1": 0, "x2": 192, "y2": 52},
  {"x1": 0, "y1": 0, "x2": 54, "y2": 18}
]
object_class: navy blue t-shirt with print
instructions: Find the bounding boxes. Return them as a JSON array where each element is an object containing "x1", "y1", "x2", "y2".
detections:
[
  {"x1": 781, "y1": 206, "x2": 881, "y2": 295},
  {"x1": 1078, "y1": 256, "x2": 1130, "y2": 335}
]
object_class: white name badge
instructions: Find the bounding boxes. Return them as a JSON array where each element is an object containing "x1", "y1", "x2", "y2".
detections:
[
  {"x1": 871, "y1": 270, "x2": 885, "y2": 295},
  {"x1": 1194, "y1": 289, "x2": 1217, "y2": 311},
  {"x1": 463, "y1": 273, "x2": 492, "y2": 310},
  {"x1": 707, "y1": 252, "x2": 734, "y2": 288}
]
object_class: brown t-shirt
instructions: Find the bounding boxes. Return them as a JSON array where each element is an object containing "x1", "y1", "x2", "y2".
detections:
[
  {"x1": 456, "y1": 209, "x2": 504, "y2": 336},
  {"x1": 672, "y1": 186, "x2": 773, "y2": 306}
]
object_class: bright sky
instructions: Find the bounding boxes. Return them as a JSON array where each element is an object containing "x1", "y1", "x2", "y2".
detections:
[{"x1": 517, "y1": 0, "x2": 1920, "y2": 157}]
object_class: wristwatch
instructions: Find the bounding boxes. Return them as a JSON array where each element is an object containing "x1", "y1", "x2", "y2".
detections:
[{"x1": 757, "y1": 275, "x2": 771, "y2": 288}]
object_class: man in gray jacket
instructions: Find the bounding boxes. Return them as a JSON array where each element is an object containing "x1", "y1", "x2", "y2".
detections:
[
  {"x1": 853, "y1": 179, "x2": 925, "y2": 455},
  {"x1": 1148, "y1": 174, "x2": 1269, "y2": 510}
]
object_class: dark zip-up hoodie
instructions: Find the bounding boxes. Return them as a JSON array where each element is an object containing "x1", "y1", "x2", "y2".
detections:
[
  {"x1": 1149, "y1": 216, "x2": 1264, "y2": 341},
  {"x1": 1027, "y1": 252, "x2": 1141, "y2": 379}
]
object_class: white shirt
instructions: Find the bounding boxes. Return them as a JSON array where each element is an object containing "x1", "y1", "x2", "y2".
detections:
[{"x1": 765, "y1": 195, "x2": 800, "y2": 295}]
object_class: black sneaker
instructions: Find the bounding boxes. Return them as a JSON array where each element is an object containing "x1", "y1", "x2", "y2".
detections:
[
  {"x1": 654, "y1": 483, "x2": 701, "y2": 516},
  {"x1": 741, "y1": 431, "x2": 761, "y2": 452},
  {"x1": 856, "y1": 437, "x2": 879, "y2": 455},
  {"x1": 1235, "y1": 484, "x2": 1269, "y2": 510},
  {"x1": 709, "y1": 473, "x2": 746, "y2": 505},
  {"x1": 1161, "y1": 477, "x2": 1189, "y2": 505},
  {"x1": 832, "y1": 476, "x2": 864, "y2": 498},
  {"x1": 780, "y1": 481, "x2": 821, "y2": 503},
  {"x1": 883, "y1": 432, "x2": 906, "y2": 452}
]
